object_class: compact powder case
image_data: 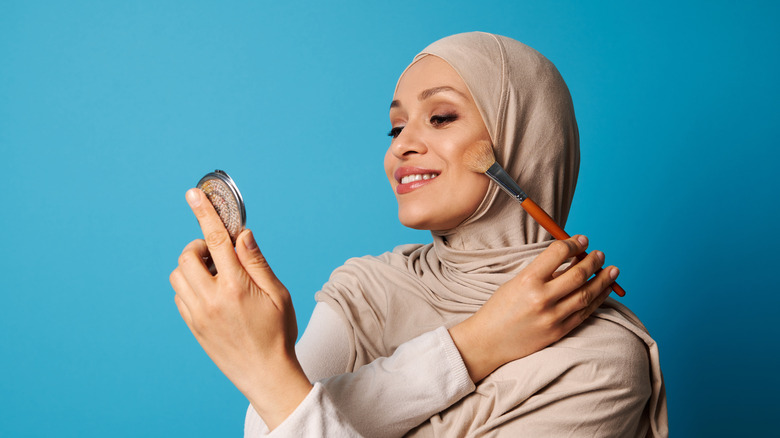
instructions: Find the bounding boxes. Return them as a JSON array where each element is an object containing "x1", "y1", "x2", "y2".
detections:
[{"x1": 196, "y1": 170, "x2": 246, "y2": 245}]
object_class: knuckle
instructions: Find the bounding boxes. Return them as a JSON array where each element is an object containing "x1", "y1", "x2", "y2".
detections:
[
  {"x1": 222, "y1": 275, "x2": 252, "y2": 299},
  {"x1": 248, "y1": 254, "x2": 271, "y2": 271},
  {"x1": 189, "y1": 317, "x2": 204, "y2": 334},
  {"x1": 221, "y1": 276, "x2": 241, "y2": 293},
  {"x1": 597, "y1": 284, "x2": 612, "y2": 302},
  {"x1": 580, "y1": 289, "x2": 591, "y2": 308},
  {"x1": 550, "y1": 324, "x2": 567, "y2": 340},
  {"x1": 561, "y1": 317, "x2": 578, "y2": 333},
  {"x1": 180, "y1": 248, "x2": 204, "y2": 268},
  {"x1": 527, "y1": 291, "x2": 548, "y2": 312},
  {"x1": 514, "y1": 272, "x2": 534, "y2": 290},
  {"x1": 177, "y1": 250, "x2": 192, "y2": 267},
  {"x1": 596, "y1": 275, "x2": 611, "y2": 292},
  {"x1": 549, "y1": 240, "x2": 570, "y2": 257},
  {"x1": 541, "y1": 313, "x2": 559, "y2": 331},
  {"x1": 169, "y1": 269, "x2": 180, "y2": 286},
  {"x1": 184, "y1": 239, "x2": 206, "y2": 254},
  {"x1": 205, "y1": 230, "x2": 229, "y2": 248},
  {"x1": 571, "y1": 266, "x2": 589, "y2": 284}
]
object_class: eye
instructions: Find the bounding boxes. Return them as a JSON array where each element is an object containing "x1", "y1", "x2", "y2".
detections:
[
  {"x1": 430, "y1": 113, "x2": 458, "y2": 126},
  {"x1": 388, "y1": 126, "x2": 404, "y2": 138}
]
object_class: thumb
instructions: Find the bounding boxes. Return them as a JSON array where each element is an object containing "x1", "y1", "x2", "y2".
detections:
[{"x1": 236, "y1": 229, "x2": 282, "y2": 290}]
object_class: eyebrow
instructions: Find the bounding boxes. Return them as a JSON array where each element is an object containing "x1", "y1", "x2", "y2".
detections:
[{"x1": 390, "y1": 86, "x2": 468, "y2": 109}]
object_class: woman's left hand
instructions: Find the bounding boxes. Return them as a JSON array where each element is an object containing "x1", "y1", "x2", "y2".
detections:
[{"x1": 169, "y1": 188, "x2": 312, "y2": 430}]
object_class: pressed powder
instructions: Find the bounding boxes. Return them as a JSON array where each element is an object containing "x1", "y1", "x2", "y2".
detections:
[{"x1": 196, "y1": 170, "x2": 246, "y2": 244}]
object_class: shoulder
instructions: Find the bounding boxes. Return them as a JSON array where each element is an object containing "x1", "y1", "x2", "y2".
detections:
[
  {"x1": 416, "y1": 307, "x2": 660, "y2": 437},
  {"x1": 460, "y1": 310, "x2": 654, "y2": 436},
  {"x1": 324, "y1": 243, "x2": 427, "y2": 285},
  {"x1": 489, "y1": 306, "x2": 653, "y2": 420},
  {"x1": 493, "y1": 311, "x2": 650, "y2": 388},
  {"x1": 558, "y1": 310, "x2": 651, "y2": 386},
  {"x1": 315, "y1": 246, "x2": 423, "y2": 316}
]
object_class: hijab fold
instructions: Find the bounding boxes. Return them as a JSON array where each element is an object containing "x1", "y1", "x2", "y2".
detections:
[{"x1": 316, "y1": 32, "x2": 667, "y2": 437}]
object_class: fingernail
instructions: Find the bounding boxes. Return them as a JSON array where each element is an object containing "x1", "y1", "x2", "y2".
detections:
[
  {"x1": 186, "y1": 189, "x2": 201, "y2": 207},
  {"x1": 594, "y1": 250, "x2": 604, "y2": 263},
  {"x1": 577, "y1": 235, "x2": 588, "y2": 246},
  {"x1": 610, "y1": 267, "x2": 619, "y2": 280},
  {"x1": 244, "y1": 230, "x2": 257, "y2": 250}
]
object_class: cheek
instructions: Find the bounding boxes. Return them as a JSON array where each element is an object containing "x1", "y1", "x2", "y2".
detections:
[{"x1": 463, "y1": 173, "x2": 490, "y2": 209}]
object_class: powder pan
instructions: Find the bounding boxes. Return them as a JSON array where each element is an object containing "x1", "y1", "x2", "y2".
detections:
[{"x1": 196, "y1": 170, "x2": 247, "y2": 245}]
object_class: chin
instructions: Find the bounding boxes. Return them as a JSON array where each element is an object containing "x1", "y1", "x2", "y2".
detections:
[
  {"x1": 400, "y1": 220, "x2": 435, "y2": 231},
  {"x1": 398, "y1": 208, "x2": 434, "y2": 230},
  {"x1": 398, "y1": 213, "x2": 429, "y2": 230},
  {"x1": 397, "y1": 208, "x2": 460, "y2": 231}
]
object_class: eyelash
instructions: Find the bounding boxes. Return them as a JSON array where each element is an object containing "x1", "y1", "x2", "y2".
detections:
[
  {"x1": 430, "y1": 113, "x2": 458, "y2": 126},
  {"x1": 387, "y1": 113, "x2": 459, "y2": 138}
]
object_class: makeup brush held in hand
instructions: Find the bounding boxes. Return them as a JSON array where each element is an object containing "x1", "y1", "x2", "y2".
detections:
[{"x1": 465, "y1": 141, "x2": 625, "y2": 297}]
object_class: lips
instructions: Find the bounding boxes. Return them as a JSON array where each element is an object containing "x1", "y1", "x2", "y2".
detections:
[{"x1": 394, "y1": 167, "x2": 441, "y2": 194}]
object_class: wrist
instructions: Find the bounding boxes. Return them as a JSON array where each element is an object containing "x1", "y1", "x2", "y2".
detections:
[
  {"x1": 245, "y1": 356, "x2": 314, "y2": 431},
  {"x1": 449, "y1": 317, "x2": 498, "y2": 383}
]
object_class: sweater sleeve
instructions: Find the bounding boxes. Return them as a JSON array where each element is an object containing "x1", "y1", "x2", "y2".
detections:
[{"x1": 244, "y1": 302, "x2": 475, "y2": 438}]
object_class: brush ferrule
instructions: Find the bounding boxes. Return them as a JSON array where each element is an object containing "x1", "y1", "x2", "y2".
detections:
[{"x1": 485, "y1": 162, "x2": 528, "y2": 203}]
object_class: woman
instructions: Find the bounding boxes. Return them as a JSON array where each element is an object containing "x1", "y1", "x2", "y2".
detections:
[{"x1": 171, "y1": 32, "x2": 667, "y2": 436}]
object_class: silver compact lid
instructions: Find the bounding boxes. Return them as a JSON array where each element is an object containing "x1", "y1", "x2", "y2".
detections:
[{"x1": 196, "y1": 170, "x2": 246, "y2": 244}]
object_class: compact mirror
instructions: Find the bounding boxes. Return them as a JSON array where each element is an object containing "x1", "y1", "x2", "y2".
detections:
[{"x1": 196, "y1": 170, "x2": 246, "y2": 245}]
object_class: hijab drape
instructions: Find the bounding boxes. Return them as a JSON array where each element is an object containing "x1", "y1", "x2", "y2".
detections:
[{"x1": 317, "y1": 32, "x2": 667, "y2": 437}]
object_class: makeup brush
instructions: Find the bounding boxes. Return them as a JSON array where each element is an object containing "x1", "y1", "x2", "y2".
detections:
[{"x1": 465, "y1": 141, "x2": 625, "y2": 297}]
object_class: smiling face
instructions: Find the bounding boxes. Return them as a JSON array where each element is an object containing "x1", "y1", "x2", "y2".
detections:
[{"x1": 385, "y1": 55, "x2": 492, "y2": 231}]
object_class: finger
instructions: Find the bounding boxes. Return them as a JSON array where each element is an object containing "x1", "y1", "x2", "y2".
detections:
[
  {"x1": 551, "y1": 257, "x2": 578, "y2": 279},
  {"x1": 181, "y1": 238, "x2": 209, "y2": 259},
  {"x1": 177, "y1": 239, "x2": 214, "y2": 290},
  {"x1": 173, "y1": 293, "x2": 197, "y2": 333},
  {"x1": 525, "y1": 235, "x2": 589, "y2": 279},
  {"x1": 557, "y1": 266, "x2": 619, "y2": 326},
  {"x1": 170, "y1": 267, "x2": 200, "y2": 309},
  {"x1": 236, "y1": 229, "x2": 285, "y2": 296},
  {"x1": 186, "y1": 188, "x2": 242, "y2": 278},
  {"x1": 549, "y1": 249, "x2": 606, "y2": 300}
]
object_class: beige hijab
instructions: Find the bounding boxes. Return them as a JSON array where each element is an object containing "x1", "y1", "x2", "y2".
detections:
[{"x1": 317, "y1": 32, "x2": 667, "y2": 437}]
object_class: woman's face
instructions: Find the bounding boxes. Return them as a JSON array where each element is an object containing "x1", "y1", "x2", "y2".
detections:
[{"x1": 385, "y1": 55, "x2": 491, "y2": 231}]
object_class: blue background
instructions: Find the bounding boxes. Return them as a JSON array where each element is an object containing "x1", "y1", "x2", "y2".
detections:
[{"x1": 2, "y1": 1, "x2": 778, "y2": 436}]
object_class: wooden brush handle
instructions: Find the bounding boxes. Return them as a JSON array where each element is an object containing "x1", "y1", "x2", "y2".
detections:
[{"x1": 521, "y1": 198, "x2": 626, "y2": 297}]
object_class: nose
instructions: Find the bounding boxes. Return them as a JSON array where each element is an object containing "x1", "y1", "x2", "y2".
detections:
[{"x1": 390, "y1": 123, "x2": 427, "y2": 159}]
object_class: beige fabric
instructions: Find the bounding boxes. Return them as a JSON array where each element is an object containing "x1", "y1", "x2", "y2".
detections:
[{"x1": 317, "y1": 32, "x2": 667, "y2": 437}]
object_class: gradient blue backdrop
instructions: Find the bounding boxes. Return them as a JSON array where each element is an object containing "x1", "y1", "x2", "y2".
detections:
[{"x1": 2, "y1": 1, "x2": 778, "y2": 436}]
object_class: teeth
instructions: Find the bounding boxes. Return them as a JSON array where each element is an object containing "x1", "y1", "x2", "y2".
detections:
[{"x1": 401, "y1": 173, "x2": 438, "y2": 184}]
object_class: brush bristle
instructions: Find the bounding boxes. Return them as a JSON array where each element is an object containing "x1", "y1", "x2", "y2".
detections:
[{"x1": 464, "y1": 140, "x2": 496, "y2": 173}]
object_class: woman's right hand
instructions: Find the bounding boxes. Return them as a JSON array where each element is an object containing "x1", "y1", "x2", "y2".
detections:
[
  {"x1": 170, "y1": 188, "x2": 312, "y2": 430},
  {"x1": 448, "y1": 235, "x2": 619, "y2": 382}
]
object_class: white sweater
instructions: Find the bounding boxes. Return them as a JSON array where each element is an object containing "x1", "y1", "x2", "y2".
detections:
[{"x1": 244, "y1": 302, "x2": 475, "y2": 437}]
